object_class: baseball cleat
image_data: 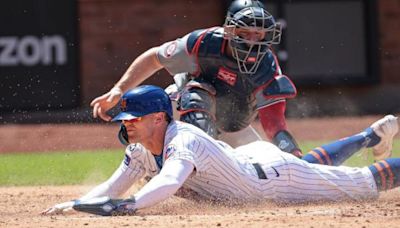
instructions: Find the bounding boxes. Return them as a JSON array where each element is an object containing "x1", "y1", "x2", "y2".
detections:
[{"x1": 370, "y1": 115, "x2": 399, "y2": 160}]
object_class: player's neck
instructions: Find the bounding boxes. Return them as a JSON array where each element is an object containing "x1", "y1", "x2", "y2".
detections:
[
  {"x1": 225, "y1": 42, "x2": 233, "y2": 58},
  {"x1": 142, "y1": 124, "x2": 167, "y2": 156}
]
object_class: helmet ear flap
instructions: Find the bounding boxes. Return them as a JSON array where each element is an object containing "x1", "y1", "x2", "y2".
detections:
[{"x1": 118, "y1": 124, "x2": 130, "y2": 146}]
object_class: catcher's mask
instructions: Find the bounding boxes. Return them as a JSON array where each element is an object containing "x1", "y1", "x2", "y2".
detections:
[
  {"x1": 112, "y1": 85, "x2": 173, "y2": 145},
  {"x1": 224, "y1": 0, "x2": 282, "y2": 74}
]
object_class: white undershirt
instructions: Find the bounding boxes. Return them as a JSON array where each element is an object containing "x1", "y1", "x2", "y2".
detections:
[{"x1": 134, "y1": 159, "x2": 194, "y2": 209}]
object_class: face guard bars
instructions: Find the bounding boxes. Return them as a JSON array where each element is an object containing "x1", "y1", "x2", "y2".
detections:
[{"x1": 224, "y1": 7, "x2": 282, "y2": 74}]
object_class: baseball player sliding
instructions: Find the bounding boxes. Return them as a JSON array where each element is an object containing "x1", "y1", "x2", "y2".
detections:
[{"x1": 42, "y1": 85, "x2": 399, "y2": 216}]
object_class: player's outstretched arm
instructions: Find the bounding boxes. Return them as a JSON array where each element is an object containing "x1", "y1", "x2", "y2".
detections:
[
  {"x1": 41, "y1": 156, "x2": 144, "y2": 215},
  {"x1": 133, "y1": 159, "x2": 194, "y2": 210},
  {"x1": 69, "y1": 159, "x2": 195, "y2": 216},
  {"x1": 41, "y1": 198, "x2": 135, "y2": 216}
]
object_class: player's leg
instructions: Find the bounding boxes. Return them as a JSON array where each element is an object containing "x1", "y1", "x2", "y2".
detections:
[
  {"x1": 369, "y1": 158, "x2": 400, "y2": 191},
  {"x1": 302, "y1": 115, "x2": 398, "y2": 166},
  {"x1": 177, "y1": 80, "x2": 218, "y2": 138},
  {"x1": 272, "y1": 155, "x2": 400, "y2": 202},
  {"x1": 268, "y1": 153, "x2": 380, "y2": 202}
]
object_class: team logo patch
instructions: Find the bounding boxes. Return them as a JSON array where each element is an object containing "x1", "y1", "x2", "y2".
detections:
[
  {"x1": 217, "y1": 67, "x2": 237, "y2": 86},
  {"x1": 164, "y1": 41, "x2": 177, "y2": 58},
  {"x1": 164, "y1": 144, "x2": 176, "y2": 159},
  {"x1": 123, "y1": 154, "x2": 131, "y2": 166}
]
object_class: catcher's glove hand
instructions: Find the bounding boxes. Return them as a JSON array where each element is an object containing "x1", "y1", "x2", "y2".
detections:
[
  {"x1": 73, "y1": 196, "x2": 136, "y2": 216},
  {"x1": 90, "y1": 87, "x2": 123, "y2": 121}
]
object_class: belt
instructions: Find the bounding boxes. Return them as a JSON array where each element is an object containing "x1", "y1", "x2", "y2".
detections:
[
  {"x1": 252, "y1": 163, "x2": 267, "y2": 179},
  {"x1": 252, "y1": 163, "x2": 280, "y2": 180}
]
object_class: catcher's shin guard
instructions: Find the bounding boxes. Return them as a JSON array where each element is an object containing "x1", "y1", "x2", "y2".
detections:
[{"x1": 178, "y1": 84, "x2": 218, "y2": 138}]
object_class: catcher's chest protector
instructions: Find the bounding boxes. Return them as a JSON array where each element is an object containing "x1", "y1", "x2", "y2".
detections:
[
  {"x1": 187, "y1": 28, "x2": 277, "y2": 96},
  {"x1": 186, "y1": 28, "x2": 278, "y2": 132}
]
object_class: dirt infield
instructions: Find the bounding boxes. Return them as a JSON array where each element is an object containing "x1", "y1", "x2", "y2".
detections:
[
  {"x1": 1, "y1": 115, "x2": 400, "y2": 227},
  {"x1": 1, "y1": 186, "x2": 400, "y2": 227}
]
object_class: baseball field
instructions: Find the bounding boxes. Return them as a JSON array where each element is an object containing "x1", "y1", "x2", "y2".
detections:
[{"x1": 1, "y1": 115, "x2": 400, "y2": 227}]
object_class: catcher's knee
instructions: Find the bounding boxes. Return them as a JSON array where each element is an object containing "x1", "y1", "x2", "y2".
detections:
[
  {"x1": 180, "y1": 111, "x2": 218, "y2": 138},
  {"x1": 178, "y1": 84, "x2": 216, "y2": 113}
]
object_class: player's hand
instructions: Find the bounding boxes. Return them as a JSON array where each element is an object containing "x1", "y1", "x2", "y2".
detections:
[
  {"x1": 90, "y1": 87, "x2": 123, "y2": 121},
  {"x1": 40, "y1": 201, "x2": 75, "y2": 215}
]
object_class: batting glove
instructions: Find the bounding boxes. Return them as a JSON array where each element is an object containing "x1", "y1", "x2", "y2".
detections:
[{"x1": 73, "y1": 196, "x2": 136, "y2": 216}]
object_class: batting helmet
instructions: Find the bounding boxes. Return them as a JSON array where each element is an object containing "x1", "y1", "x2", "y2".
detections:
[
  {"x1": 224, "y1": 0, "x2": 282, "y2": 74},
  {"x1": 112, "y1": 85, "x2": 173, "y2": 122}
]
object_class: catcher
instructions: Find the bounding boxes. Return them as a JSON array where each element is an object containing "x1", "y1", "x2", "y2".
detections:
[
  {"x1": 90, "y1": 0, "x2": 303, "y2": 157},
  {"x1": 42, "y1": 85, "x2": 399, "y2": 216}
]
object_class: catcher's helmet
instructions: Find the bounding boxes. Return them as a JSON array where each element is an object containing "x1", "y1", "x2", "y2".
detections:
[
  {"x1": 226, "y1": 0, "x2": 265, "y2": 17},
  {"x1": 112, "y1": 85, "x2": 173, "y2": 122},
  {"x1": 224, "y1": 0, "x2": 282, "y2": 74}
]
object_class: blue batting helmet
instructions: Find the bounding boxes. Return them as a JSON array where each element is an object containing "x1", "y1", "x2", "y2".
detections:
[{"x1": 112, "y1": 85, "x2": 173, "y2": 122}]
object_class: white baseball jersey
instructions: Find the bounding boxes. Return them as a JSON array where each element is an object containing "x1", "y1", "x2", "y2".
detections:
[
  {"x1": 79, "y1": 121, "x2": 378, "y2": 211},
  {"x1": 161, "y1": 121, "x2": 378, "y2": 201}
]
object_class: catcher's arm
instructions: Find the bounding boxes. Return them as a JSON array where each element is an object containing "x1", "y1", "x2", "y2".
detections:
[{"x1": 91, "y1": 47, "x2": 163, "y2": 121}]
